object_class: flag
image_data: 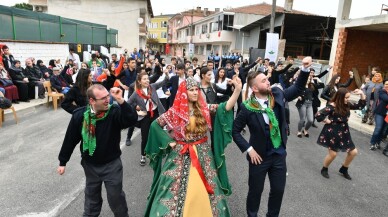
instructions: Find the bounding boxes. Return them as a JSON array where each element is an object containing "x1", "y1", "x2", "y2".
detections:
[{"x1": 264, "y1": 33, "x2": 279, "y2": 62}]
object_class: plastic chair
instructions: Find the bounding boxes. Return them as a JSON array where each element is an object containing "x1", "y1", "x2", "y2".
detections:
[
  {"x1": 43, "y1": 81, "x2": 64, "y2": 110},
  {"x1": 0, "y1": 106, "x2": 18, "y2": 127}
]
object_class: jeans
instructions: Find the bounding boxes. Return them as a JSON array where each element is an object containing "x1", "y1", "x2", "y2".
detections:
[
  {"x1": 370, "y1": 114, "x2": 386, "y2": 145},
  {"x1": 297, "y1": 100, "x2": 313, "y2": 132}
]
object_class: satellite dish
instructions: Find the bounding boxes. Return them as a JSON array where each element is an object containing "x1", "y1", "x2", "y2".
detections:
[{"x1": 137, "y1": 17, "x2": 144, "y2": 24}]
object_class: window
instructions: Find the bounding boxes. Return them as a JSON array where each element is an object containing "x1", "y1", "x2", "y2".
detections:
[
  {"x1": 199, "y1": 46, "x2": 204, "y2": 55},
  {"x1": 161, "y1": 32, "x2": 167, "y2": 38},
  {"x1": 195, "y1": 45, "x2": 199, "y2": 54},
  {"x1": 195, "y1": 25, "x2": 201, "y2": 35},
  {"x1": 152, "y1": 23, "x2": 158, "y2": 28},
  {"x1": 222, "y1": 45, "x2": 230, "y2": 54},
  {"x1": 201, "y1": 24, "x2": 208, "y2": 34},
  {"x1": 210, "y1": 22, "x2": 219, "y2": 32},
  {"x1": 186, "y1": 28, "x2": 190, "y2": 37},
  {"x1": 222, "y1": 15, "x2": 234, "y2": 31},
  {"x1": 161, "y1": 21, "x2": 167, "y2": 28}
]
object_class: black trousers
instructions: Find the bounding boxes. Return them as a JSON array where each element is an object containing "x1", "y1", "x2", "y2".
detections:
[
  {"x1": 81, "y1": 158, "x2": 129, "y2": 217},
  {"x1": 139, "y1": 110, "x2": 159, "y2": 156},
  {"x1": 247, "y1": 154, "x2": 287, "y2": 217},
  {"x1": 14, "y1": 81, "x2": 29, "y2": 101}
]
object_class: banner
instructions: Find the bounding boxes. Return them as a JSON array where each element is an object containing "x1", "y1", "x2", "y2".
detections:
[{"x1": 265, "y1": 33, "x2": 279, "y2": 62}]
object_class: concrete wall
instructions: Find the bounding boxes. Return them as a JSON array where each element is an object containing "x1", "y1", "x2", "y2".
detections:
[
  {"x1": 47, "y1": 0, "x2": 149, "y2": 50},
  {"x1": 1, "y1": 41, "x2": 68, "y2": 67},
  {"x1": 333, "y1": 28, "x2": 388, "y2": 89},
  {"x1": 234, "y1": 13, "x2": 263, "y2": 26}
]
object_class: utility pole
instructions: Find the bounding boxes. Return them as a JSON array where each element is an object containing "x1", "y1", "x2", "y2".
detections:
[{"x1": 270, "y1": 0, "x2": 276, "y2": 33}]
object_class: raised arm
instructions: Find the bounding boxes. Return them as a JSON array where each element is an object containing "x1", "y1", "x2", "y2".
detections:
[{"x1": 225, "y1": 76, "x2": 242, "y2": 111}]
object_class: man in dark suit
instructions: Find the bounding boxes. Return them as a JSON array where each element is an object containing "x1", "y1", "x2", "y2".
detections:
[
  {"x1": 164, "y1": 63, "x2": 186, "y2": 107},
  {"x1": 232, "y1": 57, "x2": 312, "y2": 217}
]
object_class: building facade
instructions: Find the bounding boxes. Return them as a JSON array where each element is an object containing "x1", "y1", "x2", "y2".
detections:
[
  {"x1": 148, "y1": 15, "x2": 173, "y2": 53},
  {"x1": 329, "y1": 0, "x2": 388, "y2": 88},
  {"x1": 29, "y1": 0, "x2": 153, "y2": 50}
]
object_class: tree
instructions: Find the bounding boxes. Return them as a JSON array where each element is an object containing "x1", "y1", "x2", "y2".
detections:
[{"x1": 13, "y1": 3, "x2": 33, "y2": 11}]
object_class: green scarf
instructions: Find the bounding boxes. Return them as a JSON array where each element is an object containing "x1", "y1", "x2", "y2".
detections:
[
  {"x1": 81, "y1": 105, "x2": 111, "y2": 156},
  {"x1": 243, "y1": 94, "x2": 282, "y2": 149}
]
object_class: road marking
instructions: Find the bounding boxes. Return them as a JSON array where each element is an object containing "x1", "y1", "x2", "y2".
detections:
[{"x1": 18, "y1": 129, "x2": 141, "y2": 217}]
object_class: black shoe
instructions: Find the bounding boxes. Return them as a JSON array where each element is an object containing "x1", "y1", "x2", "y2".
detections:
[
  {"x1": 383, "y1": 149, "x2": 388, "y2": 157},
  {"x1": 303, "y1": 130, "x2": 309, "y2": 138},
  {"x1": 370, "y1": 144, "x2": 376, "y2": 151},
  {"x1": 376, "y1": 144, "x2": 381, "y2": 150},
  {"x1": 22, "y1": 99, "x2": 30, "y2": 102},
  {"x1": 39, "y1": 95, "x2": 45, "y2": 99},
  {"x1": 12, "y1": 100, "x2": 19, "y2": 104},
  {"x1": 312, "y1": 123, "x2": 318, "y2": 128},
  {"x1": 140, "y1": 156, "x2": 146, "y2": 166},
  {"x1": 125, "y1": 139, "x2": 132, "y2": 146},
  {"x1": 321, "y1": 167, "x2": 329, "y2": 178},
  {"x1": 297, "y1": 132, "x2": 302, "y2": 138},
  {"x1": 339, "y1": 166, "x2": 352, "y2": 180}
]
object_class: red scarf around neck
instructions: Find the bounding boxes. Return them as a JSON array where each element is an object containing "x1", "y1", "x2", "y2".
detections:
[{"x1": 136, "y1": 88, "x2": 154, "y2": 117}]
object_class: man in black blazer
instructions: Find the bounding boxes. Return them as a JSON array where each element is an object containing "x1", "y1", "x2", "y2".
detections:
[
  {"x1": 232, "y1": 57, "x2": 312, "y2": 217},
  {"x1": 163, "y1": 63, "x2": 186, "y2": 107}
]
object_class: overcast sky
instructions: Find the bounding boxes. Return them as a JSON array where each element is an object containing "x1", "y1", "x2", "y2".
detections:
[{"x1": 1, "y1": 0, "x2": 388, "y2": 19}]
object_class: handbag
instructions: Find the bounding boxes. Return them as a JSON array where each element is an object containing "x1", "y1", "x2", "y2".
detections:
[{"x1": 0, "y1": 78, "x2": 14, "y2": 87}]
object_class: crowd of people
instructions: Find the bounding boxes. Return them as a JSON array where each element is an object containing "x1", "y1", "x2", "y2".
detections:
[{"x1": 1, "y1": 44, "x2": 387, "y2": 216}]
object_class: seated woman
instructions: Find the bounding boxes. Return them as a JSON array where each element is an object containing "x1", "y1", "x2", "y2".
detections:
[
  {"x1": 6, "y1": 60, "x2": 30, "y2": 102},
  {"x1": 37, "y1": 59, "x2": 52, "y2": 80},
  {"x1": 50, "y1": 67, "x2": 70, "y2": 94},
  {"x1": 144, "y1": 76, "x2": 242, "y2": 216},
  {"x1": 0, "y1": 62, "x2": 19, "y2": 103}
]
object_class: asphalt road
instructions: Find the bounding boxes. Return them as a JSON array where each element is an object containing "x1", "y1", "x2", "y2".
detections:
[{"x1": 0, "y1": 102, "x2": 387, "y2": 217}]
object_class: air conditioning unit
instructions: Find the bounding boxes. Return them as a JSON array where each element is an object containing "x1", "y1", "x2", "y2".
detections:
[
  {"x1": 206, "y1": 33, "x2": 210, "y2": 38},
  {"x1": 35, "y1": 6, "x2": 43, "y2": 12}
]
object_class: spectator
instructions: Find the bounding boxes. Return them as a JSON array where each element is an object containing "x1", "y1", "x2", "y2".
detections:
[
  {"x1": 321, "y1": 71, "x2": 354, "y2": 104},
  {"x1": 1, "y1": 45, "x2": 16, "y2": 71},
  {"x1": 23, "y1": 58, "x2": 45, "y2": 99},
  {"x1": 55, "y1": 59, "x2": 63, "y2": 70},
  {"x1": 0, "y1": 62, "x2": 20, "y2": 103},
  {"x1": 7, "y1": 60, "x2": 30, "y2": 102},
  {"x1": 61, "y1": 69, "x2": 92, "y2": 114},
  {"x1": 61, "y1": 66, "x2": 75, "y2": 86},
  {"x1": 362, "y1": 72, "x2": 383, "y2": 125},
  {"x1": 37, "y1": 60, "x2": 52, "y2": 80},
  {"x1": 68, "y1": 48, "x2": 81, "y2": 68},
  {"x1": 50, "y1": 67, "x2": 70, "y2": 94},
  {"x1": 111, "y1": 54, "x2": 119, "y2": 68}
]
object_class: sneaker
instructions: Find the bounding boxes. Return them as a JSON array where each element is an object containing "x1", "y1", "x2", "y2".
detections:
[
  {"x1": 375, "y1": 143, "x2": 381, "y2": 150},
  {"x1": 312, "y1": 123, "x2": 318, "y2": 128},
  {"x1": 370, "y1": 144, "x2": 376, "y2": 150},
  {"x1": 297, "y1": 132, "x2": 302, "y2": 138},
  {"x1": 140, "y1": 156, "x2": 146, "y2": 166}
]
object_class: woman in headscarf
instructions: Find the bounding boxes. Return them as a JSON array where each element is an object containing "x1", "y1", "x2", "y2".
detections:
[
  {"x1": 37, "y1": 59, "x2": 52, "y2": 80},
  {"x1": 144, "y1": 76, "x2": 242, "y2": 217}
]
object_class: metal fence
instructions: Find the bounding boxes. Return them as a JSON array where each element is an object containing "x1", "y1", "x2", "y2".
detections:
[{"x1": 0, "y1": 5, "x2": 118, "y2": 46}]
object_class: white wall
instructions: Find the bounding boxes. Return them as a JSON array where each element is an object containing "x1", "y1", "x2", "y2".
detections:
[
  {"x1": 47, "y1": 0, "x2": 149, "y2": 50},
  {"x1": 2, "y1": 41, "x2": 69, "y2": 67}
]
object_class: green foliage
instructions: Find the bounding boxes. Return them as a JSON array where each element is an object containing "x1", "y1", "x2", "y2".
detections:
[{"x1": 13, "y1": 3, "x2": 33, "y2": 11}]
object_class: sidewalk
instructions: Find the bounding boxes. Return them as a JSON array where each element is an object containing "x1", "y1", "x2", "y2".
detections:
[{"x1": 3, "y1": 94, "x2": 376, "y2": 135}]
